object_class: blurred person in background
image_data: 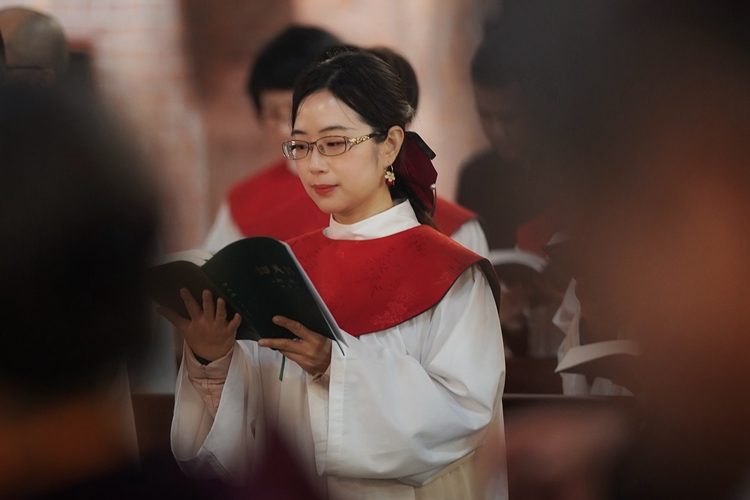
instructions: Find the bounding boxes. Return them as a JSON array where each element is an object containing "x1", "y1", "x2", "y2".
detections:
[
  {"x1": 459, "y1": 20, "x2": 565, "y2": 358},
  {"x1": 458, "y1": 21, "x2": 554, "y2": 252},
  {"x1": 483, "y1": 0, "x2": 750, "y2": 498},
  {"x1": 0, "y1": 86, "x2": 217, "y2": 498},
  {"x1": 0, "y1": 7, "x2": 68, "y2": 86},
  {"x1": 202, "y1": 25, "x2": 340, "y2": 251}
]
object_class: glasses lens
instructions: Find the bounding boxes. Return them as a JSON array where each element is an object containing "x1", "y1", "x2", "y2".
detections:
[
  {"x1": 282, "y1": 140, "x2": 308, "y2": 160},
  {"x1": 317, "y1": 136, "x2": 348, "y2": 156}
]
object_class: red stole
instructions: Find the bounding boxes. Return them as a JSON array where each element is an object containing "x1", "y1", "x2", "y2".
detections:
[
  {"x1": 228, "y1": 159, "x2": 477, "y2": 240},
  {"x1": 288, "y1": 225, "x2": 500, "y2": 337},
  {"x1": 228, "y1": 160, "x2": 329, "y2": 242},
  {"x1": 433, "y1": 197, "x2": 477, "y2": 236}
]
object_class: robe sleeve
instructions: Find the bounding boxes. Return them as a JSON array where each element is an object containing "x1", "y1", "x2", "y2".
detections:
[
  {"x1": 201, "y1": 201, "x2": 244, "y2": 253},
  {"x1": 171, "y1": 342, "x2": 263, "y2": 485},
  {"x1": 450, "y1": 218, "x2": 490, "y2": 258},
  {"x1": 306, "y1": 264, "x2": 505, "y2": 485}
]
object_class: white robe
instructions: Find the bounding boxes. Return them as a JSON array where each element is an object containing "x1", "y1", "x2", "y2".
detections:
[{"x1": 172, "y1": 202, "x2": 507, "y2": 499}]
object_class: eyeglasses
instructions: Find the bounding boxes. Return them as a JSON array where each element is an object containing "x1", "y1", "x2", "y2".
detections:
[{"x1": 281, "y1": 132, "x2": 384, "y2": 160}]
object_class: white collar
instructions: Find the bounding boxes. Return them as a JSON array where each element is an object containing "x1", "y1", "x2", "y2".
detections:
[{"x1": 324, "y1": 200, "x2": 420, "y2": 241}]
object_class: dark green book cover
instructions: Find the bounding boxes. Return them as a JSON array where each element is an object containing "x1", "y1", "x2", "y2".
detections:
[{"x1": 146, "y1": 237, "x2": 339, "y2": 343}]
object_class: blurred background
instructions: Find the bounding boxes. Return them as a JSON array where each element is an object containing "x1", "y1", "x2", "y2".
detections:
[{"x1": 3, "y1": 0, "x2": 501, "y2": 251}]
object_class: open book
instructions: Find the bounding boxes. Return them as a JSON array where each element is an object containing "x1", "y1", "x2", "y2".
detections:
[
  {"x1": 555, "y1": 340, "x2": 641, "y2": 381},
  {"x1": 146, "y1": 237, "x2": 345, "y2": 346},
  {"x1": 488, "y1": 248, "x2": 547, "y2": 285}
]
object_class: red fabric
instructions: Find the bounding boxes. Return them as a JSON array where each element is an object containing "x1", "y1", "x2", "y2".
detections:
[
  {"x1": 433, "y1": 198, "x2": 477, "y2": 236},
  {"x1": 288, "y1": 225, "x2": 499, "y2": 336},
  {"x1": 515, "y1": 212, "x2": 561, "y2": 258},
  {"x1": 228, "y1": 160, "x2": 328, "y2": 241},
  {"x1": 228, "y1": 159, "x2": 476, "y2": 240}
]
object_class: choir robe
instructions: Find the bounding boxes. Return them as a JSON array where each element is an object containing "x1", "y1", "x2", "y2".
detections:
[
  {"x1": 202, "y1": 160, "x2": 489, "y2": 257},
  {"x1": 171, "y1": 201, "x2": 507, "y2": 499}
]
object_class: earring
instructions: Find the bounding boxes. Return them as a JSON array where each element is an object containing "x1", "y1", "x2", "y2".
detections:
[{"x1": 385, "y1": 165, "x2": 396, "y2": 186}]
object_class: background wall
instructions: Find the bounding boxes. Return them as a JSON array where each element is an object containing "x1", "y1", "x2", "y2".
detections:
[
  {"x1": 1, "y1": 0, "x2": 498, "y2": 249},
  {"x1": 0, "y1": 0, "x2": 207, "y2": 251}
]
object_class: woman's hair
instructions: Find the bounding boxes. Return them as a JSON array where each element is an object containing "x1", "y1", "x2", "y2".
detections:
[{"x1": 291, "y1": 47, "x2": 437, "y2": 227}]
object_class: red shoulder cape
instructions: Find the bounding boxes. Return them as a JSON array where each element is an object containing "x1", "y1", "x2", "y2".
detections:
[
  {"x1": 433, "y1": 197, "x2": 477, "y2": 236},
  {"x1": 288, "y1": 225, "x2": 499, "y2": 337},
  {"x1": 227, "y1": 160, "x2": 476, "y2": 240},
  {"x1": 228, "y1": 160, "x2": 329, "y2": 241}
]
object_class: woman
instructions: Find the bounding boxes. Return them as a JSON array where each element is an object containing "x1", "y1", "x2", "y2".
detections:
[{"x1": 162, "y1": 48, "x2": 506, "y2": 499}]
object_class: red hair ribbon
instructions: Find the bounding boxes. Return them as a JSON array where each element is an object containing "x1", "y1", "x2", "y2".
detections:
[{"x1": 396, "y1": 131, "x2": 438, "y2": 215}]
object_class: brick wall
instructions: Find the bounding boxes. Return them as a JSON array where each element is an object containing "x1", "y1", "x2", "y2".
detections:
[{"x1": 0, "y1": 0, "x2": 208, "y2": 250}]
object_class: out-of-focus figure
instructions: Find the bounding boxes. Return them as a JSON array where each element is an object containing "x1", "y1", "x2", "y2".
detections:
[
  {"x1": 0, "y1": 7, "x2": 68, "y2": 86},
  {"x1": 0, "y1": 87, "x2": 226, "y2": 499},
  {"x1": 202, "y1": 25, "x2": 340, "y2": 251},
  {"x1": 490, "y1": 0, "x2": 750, "y2": 498}
]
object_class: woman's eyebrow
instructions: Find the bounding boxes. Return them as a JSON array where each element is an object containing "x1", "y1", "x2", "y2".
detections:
[{"x1": 319, "y1": 124, "x2": 353, "y2": 133}]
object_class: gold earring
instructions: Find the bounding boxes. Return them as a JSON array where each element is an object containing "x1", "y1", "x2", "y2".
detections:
[{"x1": 385, "y1": 165, "x2": 396, "y2": 186}]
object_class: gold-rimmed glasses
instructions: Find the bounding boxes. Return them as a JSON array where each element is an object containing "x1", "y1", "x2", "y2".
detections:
[{"x1": 281, "y1": 132, "x2": 384, "y2": 160}]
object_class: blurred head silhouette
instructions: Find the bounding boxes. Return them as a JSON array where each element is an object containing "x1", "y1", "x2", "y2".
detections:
[
  {"x1": 0, "y1": 7, "x2": 69, "y2": 86},
  {"x1": 0, "y1": 86, "x2": 158, "y2": 497},
  {"x1": 501, "y1": 0, "x2": 750, "y2": 498}
]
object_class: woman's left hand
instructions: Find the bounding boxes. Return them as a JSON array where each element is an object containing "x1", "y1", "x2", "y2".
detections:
[{"x1": 258, "y1": 316, "x2": 332, "y2": 375}]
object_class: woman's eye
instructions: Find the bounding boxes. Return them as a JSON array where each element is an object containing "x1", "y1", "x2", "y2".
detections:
[{"x1": 326, "y1": 140, "x2": 345, "y2": 148}]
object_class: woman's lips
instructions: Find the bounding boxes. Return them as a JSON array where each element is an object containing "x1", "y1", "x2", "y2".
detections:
[{"x1": 312, "y1": 184, "x2": 336, "y2": 195}]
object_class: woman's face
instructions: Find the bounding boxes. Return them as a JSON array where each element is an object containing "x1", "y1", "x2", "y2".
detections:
[{"x1": 292, "y1": 90, "x2": 401, "y2": 225}]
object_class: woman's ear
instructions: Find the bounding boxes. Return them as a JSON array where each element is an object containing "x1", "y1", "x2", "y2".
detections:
[{"x1": 381, "y1": 126, "x2": 405, "y2": 167}]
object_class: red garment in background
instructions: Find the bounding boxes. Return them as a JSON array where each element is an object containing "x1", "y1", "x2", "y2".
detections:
[{"x1": 228, "y1": 160, "x2": 477, "y2": 240}]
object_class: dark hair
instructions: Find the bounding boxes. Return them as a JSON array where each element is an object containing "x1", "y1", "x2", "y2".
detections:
[
  {"x1": 292, "y1": 47, "x2": 437, "y2": 226},
  {"x1": 369, "y1": 47, "x2": 419, "y2": 111},
  {"x1": 247, "y1": 25, "x2": 340, "y2": 114},
  {"x1": 470, "y1": 24, "x2": 518, "y2": 88},
  {"x1": 0, "y1": 87, "x2": 158, "y2": 406}
]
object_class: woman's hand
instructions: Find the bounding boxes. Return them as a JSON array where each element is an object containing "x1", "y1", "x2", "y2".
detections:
[
  {"x1": 258, "y1": 316, "x2": 332, "y2": 375},
  {"x1": 157, "y1": 288, "x2": 241, "y2": 362}
]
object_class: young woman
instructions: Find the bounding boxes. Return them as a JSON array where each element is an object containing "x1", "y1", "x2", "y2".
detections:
[{"x1": 162, "y1": 48, "x2": 506, "y2": 499}]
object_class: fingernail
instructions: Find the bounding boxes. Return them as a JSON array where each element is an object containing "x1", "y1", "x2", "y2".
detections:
[
  {"x1": 258, "y1": 340, "x2": 268, "y2": 347},
  {"x1": 272, "y1": 316, "x2": 281, "y2": 324}
]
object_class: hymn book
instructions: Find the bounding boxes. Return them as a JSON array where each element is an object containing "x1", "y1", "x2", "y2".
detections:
[
  {"x1": 555, "y1": 340, "x2": 641, "y2": 380},
  {"x1": 146, "y1": 237, "x2": 344, "y2": 345}
]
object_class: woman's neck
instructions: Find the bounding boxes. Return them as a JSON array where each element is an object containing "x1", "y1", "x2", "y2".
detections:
[{"x1": 331, "y1": 190, "x2": 394, "y2": 225}]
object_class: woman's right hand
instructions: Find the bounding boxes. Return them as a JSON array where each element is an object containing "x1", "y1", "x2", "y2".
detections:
[{"x1": 158, "y1": 288, "x2": 241, "y2": 362}]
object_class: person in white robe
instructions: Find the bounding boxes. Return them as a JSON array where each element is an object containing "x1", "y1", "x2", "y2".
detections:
[{"x1": 161, "y1": 47, "x2": 507, "y2": 500}]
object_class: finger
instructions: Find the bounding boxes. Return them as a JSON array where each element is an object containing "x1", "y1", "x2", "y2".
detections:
[
  {"x1": 215, "y1": 297, "x2": 228, "y2": 321},
  {"x1": 202, "y1": 289, "x2": 215, "y2": 318},
  {"x1": 157, "y1": 306, "x2": 191, "y2": 333},
  {"x1": 258, "y1": 337, "x2": 305, "y2": 355},
  {"x1": 227, "y1": 312, "x2": 242, "y2": 333},
  {"x1": 180, "y1": 288, "x2": 203, "y2": 320},
  {"x1": 272, "y1": 316, "x2": 318, "y2": 341}
]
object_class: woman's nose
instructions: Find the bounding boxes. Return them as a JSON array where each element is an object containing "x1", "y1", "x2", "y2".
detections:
[{"x1": 307, "y1": 146, "x2": 328, "y2": 173}]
